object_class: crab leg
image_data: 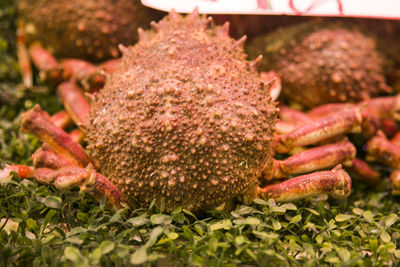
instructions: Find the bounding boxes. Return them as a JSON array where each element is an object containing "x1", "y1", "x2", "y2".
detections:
[
  {"x1": 390, "y1": 171, "x2": 400, "y2": 195},
  {"x1": 366, "y1": 131, "x2": 400, "y2": 169},
  {"x1": 28, "y1": 44, "x2": 63, "y2": 86},
  {"x1": 257, "y1": 165, "x2": 351, "y2": 202},
  {"x1": 57, "y1": 81, "x2": 90, "y2": 128},
  {"x1": 20, "y1": 105, "x2": 92, "y2": 167},
  {"x1": 278, "y1": 106, "x2": 312, "y2": 124},
  {"x1": 266, "y1": 142, "x2": 356, "y2": 180},
  {"x1": 33, "y1": 165, "x2": 126, "y2": 208},
  {"x1": 50, "y1": 110, "x2": 73, "y2": 129},
  {"x1": 275, "y1": 107, "x2": 362, "y2": 153},
  {"x1": 346, "y1": 158, "x2": 381, "y2": 186},
  {"x1": 0, "y1": 164, "x2": 33, "y2": 180},
  {"x1": 32, "y1": 145, "x2": 75, "y2": 169},
  {"x1": 16, "y1": 23, "x2": 32, "y2": 88}
]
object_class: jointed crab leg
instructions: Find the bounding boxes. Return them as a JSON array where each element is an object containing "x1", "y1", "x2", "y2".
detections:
[
  {"x1": 258, "y1": 165, "x2": 351, "y2": 202},
  {"x1": 346, "y1": 158, "x2": 381, "y2": 186},
  {"x1": 20, "y1": 105, "x2": 92, "y2": 167},
  {"x1": 33, "y1": 165, "x2": 126, "y2": 208},
  {"x1": 275, "y1": 107, "x2": 362, "y2": 153},
  {"x1": 366, "y1": 131, "x2": 400, "y2": 169},
  {"x1": 57, "y1": 82, "x2": 90, "y2": 128},
  {"x1": 32, "y1": 144, "x2": 75, "y2": 169},
  {"x1": 267, "y1": 141, "x2": 356, "y2": 180},
  {"x1": 17, "y1": 23, "x2": 33, "y2": 88}
]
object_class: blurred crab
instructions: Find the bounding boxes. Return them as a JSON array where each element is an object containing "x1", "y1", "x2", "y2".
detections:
[{"x1": 17, "y1": 0, "x2": 162, "y2": 89}]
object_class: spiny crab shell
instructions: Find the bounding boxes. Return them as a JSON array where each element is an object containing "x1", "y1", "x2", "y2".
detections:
[{"x1": 85, "y1": 12, "x2": 277, "y2": 211}]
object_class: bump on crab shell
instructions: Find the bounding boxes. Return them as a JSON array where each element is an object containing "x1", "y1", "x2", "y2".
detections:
[
  {"x1": 247, "y1": 22, "x2": 391, "y2": 109},
  {"x1": 86, "y1": 11, "x2": 278, "y2": 212}
]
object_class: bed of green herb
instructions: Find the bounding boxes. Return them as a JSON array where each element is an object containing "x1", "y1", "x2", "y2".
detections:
[{"x1": 1, "y1": 2, "x2": 400, "y2": 267}]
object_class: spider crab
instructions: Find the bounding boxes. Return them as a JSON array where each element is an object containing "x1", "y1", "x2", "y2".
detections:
[
  {"x1": 17, "y1": 0, "x2": 162, "y2": 89},
  {"x1": 1, "y1": 10, "x2": 376, "y2": 213}
]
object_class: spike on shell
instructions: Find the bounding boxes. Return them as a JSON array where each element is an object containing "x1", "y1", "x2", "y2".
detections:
[
  {"x1": 248, "y1": 55, "x2": 263, "y2": 71},
  {"x1": 118, "y1": 44, "x2": 129, "y2": 55},
  {"x1": 137, "y1": 28, "x2": 148, "y2": 42},
  {"x1": 169, "y1": 9, "x2": 180, "y2": 21},
  {"x1": 188, "y1": 7, "x2": 200, "y2": 20},
  {"x1": 150, "y1": 21, "x2": 160, "y2": 32},
  {"x1": 219, "y1": 22, "x2": 230, "y2": 37},
  {"x1": 236, "y1": 35, "x2": 247, "y2": 48}
]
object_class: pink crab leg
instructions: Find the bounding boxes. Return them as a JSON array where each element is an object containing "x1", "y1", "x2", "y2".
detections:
[
  {"x1": 278, "y1": 106, "x2": 312, "y2": 124},
  {"x1": 308, "y1": 103, "x2": 354, "y2": 119},
  {"x1": 266, "y1": 142, "x2": 356, "y2": 180},
  {"x1": 16, "y1": 23, "x2": 32, "y2": 88},
  {"x1": 0, "y1": 164, "x2": 33, "y2": 180},
  {"x1": 50, "y1": 110, "x2": 73, "y2": 129},
  {"x1": 33, "y1": 165, "x2": 127, "y2": 208},
  {"x1": 275, "y1": 107, "x2": 363, "y2": 153},
  {"x1": 363, "y1": 95, "x2": 400, "y2": 120},
  {"x1": 20, "y1": 105, "x2": 92, "y2": 167},
  {"x1": 32, "y1": 143, "x2": 75, "y2": 169},
  {"x1": 276, "y1": 121, "x2": 298, "y2": 135},
  {"x1": 57, "y1": 81, "x2": 90, "y2": 128},
  {"x1": 98, "y1": 58, "x2": 122, "y2": 73},
  {"x1": 59, "y1": 59, "x2": 106, "y2": 91},
  {"x1": 69, "y1": 129, "x2": 85, "y2": 144},
  {"x1": 366, "y1": 131, "x2": 400, "y2": 168},
  {"x1": 390, "y1": 171, "x2": 400, "y2": 195},
  {"x1": 28, "y1": 43, "x2": 63, "y2": 85},
  {"x1": 257, "y1": 165, "x2": 351, "y2": 202},
  {"x1": 391, "y1": 131, "x2": 400, "y2": 147},
  {"x1": 346, "y1": 158, "x2": 381, "y2": 186}
]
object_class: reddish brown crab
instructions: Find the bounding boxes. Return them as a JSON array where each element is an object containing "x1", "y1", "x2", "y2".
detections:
[
  {"x1": 1, "y1": 10, "x2": 371, "y2": 213},
  {"x1": 17, "y1": 0, "x2": 162, "y2": 89}
]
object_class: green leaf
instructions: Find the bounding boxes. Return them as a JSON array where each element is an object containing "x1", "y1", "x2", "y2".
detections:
[
  {"x1": 146, "y1": 226, "x2": 163, "y2": 247},
  {"x1": 42, "y1": 195, "x2": 62, "y2": 209},
  {"x1": 385, "y1": 213, "x2": 398, "y2": 228},
  {"x1": 289, "y1": 214, "x2": 302, "y2": 224},
  {"x1": 64, "y1": 246, "x2": 85, "y2": 265},
  {"x1": 99, "y1": 240, "x2": 115, "y2": 254},
  {"x1": 151, "y1": 214, "x2": 172, "y2": 225},
  {"x1": 167, "y1": 232, "x2": 178, "y2": 240},
  {"x1": 130, "y1": 247, "x2": 147, "y2": 265},
  {"x1": 363, "y1": 210, "x2": 375, "y2": 223},
  {"x1": 335, "y1": 214, "x2": 353, "y2": 222},
  {"x1": 127, "y1": 215, "x2": 150, "y2": 227},
  {"x1": 380, "y1": 231, "x2": 391, "y2": 243}
]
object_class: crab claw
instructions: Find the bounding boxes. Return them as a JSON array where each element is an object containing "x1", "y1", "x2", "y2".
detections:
[{"x1": 257, "y1": 165, "x2": 351, "y2": 202}]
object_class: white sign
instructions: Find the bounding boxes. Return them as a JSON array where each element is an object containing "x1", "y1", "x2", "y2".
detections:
[{"x1": 142, "y1": 0, "x2": 400, "y2": 19}]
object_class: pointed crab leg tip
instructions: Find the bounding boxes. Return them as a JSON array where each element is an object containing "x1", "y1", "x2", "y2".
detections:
[
  {"x1": 236, "y1": 35, "x2": 247, "y2": 47},
  {"x1": 118, "y1": 44, "x2": 129, "y2": 54}
]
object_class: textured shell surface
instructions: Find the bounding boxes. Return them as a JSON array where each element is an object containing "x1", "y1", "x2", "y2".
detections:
[{"x1": 86, "y1": 12, "x2": 277, "y2": 212}]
